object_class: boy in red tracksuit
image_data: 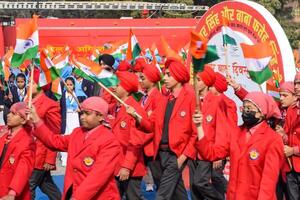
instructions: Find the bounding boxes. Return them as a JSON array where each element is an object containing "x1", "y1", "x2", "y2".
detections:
[
  {"x1": 128, "y1": 58, "x2": 197, "y2": 200},
  {"x1": 139, "y1": 63, "x2": 163, "y2": 188},
  {"x1": 0, "y1": 102, "x2": 35, "y2": 200},
  {"x1": 189, "y1": 67, "x2": 228, "y2": 200},
  {"x1": 284, "y1": 72, "x2": 300, "y2": 200},
  {"x1": 30, "y1": 97, "x2": 121, "y2": 200},
  {"x1": 110, "y1": 71, "x2": 148, "y2": 200},
  {"x1": 29, "y1": 69, "x2": 62, "y2": 200}
]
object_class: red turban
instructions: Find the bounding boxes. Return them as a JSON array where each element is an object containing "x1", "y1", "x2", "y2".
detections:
[
  {"x1": 118, "y1": 61, "x2": 131, "y2": 71},
  {"x1": 280, "y1": 81, "x2": 295, "y2": 94},
  {"x1": 116, "y1": 71, "x2": 139, "y2": 93},
  {"x1": 295, "y1": 71, "x2": 300, "y2": 81},
  {"x1": 10, "y1": 102, "x2": 27, "y2": 119},
  {"x1": 81, "y1": 97, "x2": 108, "y2": 117},
  {"x1": 132, "y1": 58, "x2": 146, "y2": 72},
  {"x1": 197, "y1": 67, "x2": 216, "y2": 87},
  {"x1": 33, "y1": 67, "x2": 40, "y2": 84},
  {"x1": 213, "y1": 72, "x2": 228, "y2": 93},
  {"x1": 142, "y1": 64, "x2": 161, "y2": 83},
  {"x1": 244, "y1": 92, "x2": 281, "y2": 119},
  {"x1": 165, "y1": 58, "x2": 190, "y2": 83}
]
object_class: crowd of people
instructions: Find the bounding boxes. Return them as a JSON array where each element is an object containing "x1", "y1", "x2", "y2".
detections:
[{"x1": 0, "y1": 53, "x2": 299, "y2": 200}]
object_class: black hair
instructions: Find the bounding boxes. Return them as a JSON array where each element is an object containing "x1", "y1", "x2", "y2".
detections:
[
  {"x1": 65, "y1": 77, "x2": 76, "y2": 86},
  {"x1": 16, "y1": 73, "x2": 26, "y2": 81}
]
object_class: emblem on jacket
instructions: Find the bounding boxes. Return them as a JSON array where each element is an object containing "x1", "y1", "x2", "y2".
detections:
[
  {"x1": 83, "y1": 86, "x2": 87, "y2": 91},
  {"x1": 120, "y1": 121, "x2": 127, "y2": 128},
  {"x1": 9, "y1": 155, "x2": 15, "y2": 165},
  {"x1": 249, "y1": 149, "x2": 259, "y2": 160},
  {"x1": 206, "y1": 115, "x2": 213, "y2": 123},
  {"x1": 180, "y1": 111, "x2": 186, "y2": 117},
  {"x1": 83, "y1": 156, "x2": 94, "y2": 167}
]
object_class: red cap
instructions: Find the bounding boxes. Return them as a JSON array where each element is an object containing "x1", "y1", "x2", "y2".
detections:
[
  {"x1": 132, "y1": 58, "x2": 146, "y2": 72},
  {"x1": 142, "y1": 64, "x2": 161, "y2": 83},
  {"x1": 165, "y1": 58, "x2": 189, "y2": 83},
  {"x1": 116, "y1": 71, "x2": 139, "y2": 93},
  {"x1": 197, "y1": 67, "x2": 216, "y2": 87},
  {"x1": 81, "y1": 97, "x2": 108, "y2": 117},
  {"x1": 295, "y1": 71, "x2": 300, "y2": 81},
  {"x1": 244, "y1": 92, "x2": 281, "y2": 119},
  {"x1": 213, "y1": 72, "x2": 228, "y2": 93},
  {"x1": 118, "y1": 61, "x2": 131, "y2": 71},
  {"x1": 10, "y1": 102, "x2": 27, "y2": 119},
  {"x1": 279, "y1": 81, "x2": 294, "y2": 94}
]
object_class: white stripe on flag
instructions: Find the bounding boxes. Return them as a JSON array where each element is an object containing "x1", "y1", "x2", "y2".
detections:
[{"x1": 14, "y1": 31, "x2": 39, "y2": 54}]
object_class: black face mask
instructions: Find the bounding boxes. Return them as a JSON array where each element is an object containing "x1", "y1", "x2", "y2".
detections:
[{"x1": 242, "y1": 111, "x2": 261, "y2": 128}]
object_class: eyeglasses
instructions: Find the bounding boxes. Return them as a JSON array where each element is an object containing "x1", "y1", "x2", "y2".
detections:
[{"x1": 241, "y1": 106, "x2": 258, "y2": 113}]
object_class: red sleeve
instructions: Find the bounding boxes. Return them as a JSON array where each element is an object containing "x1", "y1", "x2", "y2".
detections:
[
  {"x1": 195, "y1": 136, "x2": 230, "y2": 162},
  {"x1": 73, "y1": 136, "x2": 120, "y2": 199},
  {"x1": 122, "y1": 118, "x2": 145, "y2": 170},
  {"x1": 234, "y1": 86, "x2": 248, "y2": 101},
  {"x1": 9, "y1": 140, "x2": 35, "y2": 195},
  {"x1": 257, "y1": 136, "x2": 284, "y2": 200},
  {"x1": 33, "y1": 122, "x2": 70, "y2": 152},
  {"x1": 43, "y1": 105, "x2": 61, "y2": 165}
]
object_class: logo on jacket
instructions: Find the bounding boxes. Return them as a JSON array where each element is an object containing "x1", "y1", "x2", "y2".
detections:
[
  {"x1": 206, "y1": 115, "x2": 213, "y2": 123},
  {"x1": 249, "y1": 149, "x2": 259, "y2": 160},
  {"x1": 180, "y1": 111, "x2": 186, "y2": 117},
  {"x1": 83, "y1": 156, "x2": 94, "y2": 167},
  {"x1": 120, "y1": 121, "x2": 127, "y2": 128},
  {"x1": 9, "y1": 155, "x2": 15, "y2": 165},
  {"x1": 83, "y1": 86, "x2": 87, "y2": 91}
]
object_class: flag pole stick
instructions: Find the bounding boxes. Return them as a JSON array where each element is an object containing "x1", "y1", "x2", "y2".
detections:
[
  {"x1": 96, "y1": 80, "x2": 142, "y2": 119},
  {"x1": 224, "y1": 44, "x2": 230, "y2": 77},
  {"x1": 193, "y1": 72, "x2": 201, "y2": 111},
  {"x1": 27, "y1": 62, "x2": 34, "y2": 120}
]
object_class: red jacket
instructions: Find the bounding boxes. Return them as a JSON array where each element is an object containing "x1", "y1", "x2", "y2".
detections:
[
  {"x1": 284, "y1": 104, "x2": 300, "y2": 172},
  {"x1": 111, "y1": 96, "x2": 147, "y2": 177},
  {"x1": 32, "y1": 93, "x2": 61, "y2": 169},
  {"x1": 140, "y1": 88, "x2": 162, "y2": 157},
  {"x1": 196, "y1": 121, "x2": 284, "y2": 200},
  {"x1": 0, "y1": 127, "x2": 35, "y2": 200},
  {"x1": 33, "y1": 123, "x2": 121, "y2": 200},
  {"x1": 140, "y1": 85, "x2": 197, "y2": 159}
]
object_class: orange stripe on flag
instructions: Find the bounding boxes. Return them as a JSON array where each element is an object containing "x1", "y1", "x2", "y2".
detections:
[
  {"x1": 160, "y1": 36, "x2": 182, "y2": 63},
  {"x1": 76, "y1": 57, "x2": 102, "y2": 75},
  {"x1": 240, "y1": 42, "x2": 273, "y2": 59},
  {"x1": 16, "y1": 15, "x2": 38, "y2": 40}
]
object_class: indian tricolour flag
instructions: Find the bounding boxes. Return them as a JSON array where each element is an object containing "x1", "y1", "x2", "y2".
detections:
[
  {"x1": 11, "y1": 15, "x2": 39, "y2": 67},
  {"x1": 241, "y1": 42, "x2": 273, "y2": 84},
  {"x1": 222, "y1": 26, "x2": 237, "y2": 46},
  {"x1": 39, "y1": 49, "x2": 60, "y2": 87},
  {"x1": 126, "y1": 29, "x2": 142, "y2": 61},
  {"x1": 73, "y1": 57, "x2": 119, "y2": 87}
]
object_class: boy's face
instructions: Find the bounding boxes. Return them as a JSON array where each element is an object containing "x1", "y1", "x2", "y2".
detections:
[
  {"x1": 163, "y1": 69, "x2": 179, "y2": 90},
  {"x1": 112, "y1": 84, "x2": 128, "y2": 99},
  {"x1": 16, "y1": 77, "x2": 26, "y2": 89},
  {"x1": 139, "y1": 73, "x2": 153, "y2": 90},
  {"x1": 279, "y1": 91, "x2": 297, "y2": 108},
  {"x1": 80, "y1": 110, "x2": 102, "y2": 130},
  {"x1": 7, "y1": 111, "x2": 26, "y2": 128}
]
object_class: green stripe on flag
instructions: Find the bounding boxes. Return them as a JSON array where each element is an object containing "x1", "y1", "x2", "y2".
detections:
[
  {"x1": 132, "y1": 44, "x2": 142, "y2": 59},
  {"x1": 11, "y1": 46, "x2": 39, "y2": 67},
  {"x1": 192, "y1": 45, "x2": 219, "y2": 72},
  {"x1": 73, "y1": 67, "x2": 95, "y2": 82},
  {"x1": 92, "y1": 74, "x2": 119, "y2": 88},
  {"x1": 248, "y1": 66, "x2": 272, "y2": 84},
  {"x1": 223, "y1": 34, "x2": 237, "y2": 46}
]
